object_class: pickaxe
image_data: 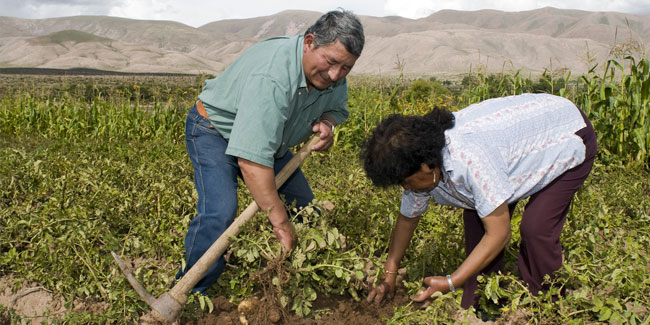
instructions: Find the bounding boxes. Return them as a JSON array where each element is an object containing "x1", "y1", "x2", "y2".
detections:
[{"x1": 111, "y1": 134, "x2": 322, "y2": 323}]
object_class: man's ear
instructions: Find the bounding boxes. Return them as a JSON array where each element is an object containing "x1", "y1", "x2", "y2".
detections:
[
  {"x1": 303, "y1": 33, "x2": 315, "y2": 50},
  {"x1": 420, "y1": 163, "x2": 432, "y2": 174}
]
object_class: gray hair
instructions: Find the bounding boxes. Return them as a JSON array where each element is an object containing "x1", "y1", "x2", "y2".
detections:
[{"x1": 305, "y1": 9, "x2": 365, "y2": 57}]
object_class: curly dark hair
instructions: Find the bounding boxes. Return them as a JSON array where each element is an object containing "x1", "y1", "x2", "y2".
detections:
[{"x1": 360, "y1": 108, "x2": 455, "y2": 187}]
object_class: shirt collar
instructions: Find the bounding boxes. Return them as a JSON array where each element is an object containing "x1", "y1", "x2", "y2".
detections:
[{"x1": 297, "y1": 35, "x2": 308, "y2": 90}]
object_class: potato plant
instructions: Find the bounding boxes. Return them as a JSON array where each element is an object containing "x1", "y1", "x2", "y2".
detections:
[
  {"x1": 219, "y1": 206, "x2": 370, "y2": 317},
  {"x1": 1, "y1": 62, "x2": 649, "y2": 324}
]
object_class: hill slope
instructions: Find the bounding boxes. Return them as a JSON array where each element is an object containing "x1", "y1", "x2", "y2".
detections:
[{"x1": 0, "y1": 8, "x2": 648, "y2": 76}]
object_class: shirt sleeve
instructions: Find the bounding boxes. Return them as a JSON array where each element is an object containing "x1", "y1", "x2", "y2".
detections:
[
  {"x1": 226, "y1": 74, "x2": 290, "y2": 167},
  {"x1": 400, "y1": 189, "x2": 431, "y2": 218}
]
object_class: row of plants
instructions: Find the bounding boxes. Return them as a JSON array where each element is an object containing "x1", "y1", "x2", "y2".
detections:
[
  {"x1": 1, "y1": 136, "x2": 648, "y2": 323},
  {"x1": 0, "y1": 74, "x2": 207, "y2": 103},
  {"x1": 1, "y1": 54, "x2": 649, "y2": 323},
  {"x1": 346, "y1": 56, "x2": 650, "y2": 169}
]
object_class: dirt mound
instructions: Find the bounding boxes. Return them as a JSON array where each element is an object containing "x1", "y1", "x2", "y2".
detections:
[
  {"x1": 184, "y1": 289, "x2": 413, "y2": 325},
  {"x1": 0, "y1": 274, "x2": 67, "y2": 323},
  {"x1": 0, "y1": 274, "x2": 113, "y2": 323},
  {"x1": 1, "y1": 273, "x2": 488, "y2": 324}
]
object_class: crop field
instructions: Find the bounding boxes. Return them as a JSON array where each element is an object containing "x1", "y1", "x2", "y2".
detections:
[{"x1": 1, "y1": 56, "x2": 649, "y2": 324}]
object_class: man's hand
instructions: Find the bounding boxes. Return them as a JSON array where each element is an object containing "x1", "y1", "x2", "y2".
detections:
[
  {"x1": 410, "y1": 275, "x2": 449, "y2": 308},
  {"x1": 311, "y1": 120, "x2": 335, "y2": 151},
  {"x1": 367, "y1": 273, "x2": 397, "y2": 304},
  {"x1": 271, "y1": 218, "x2": 297, "y2": 253},
  {"x1": 238, "y1": 158, "x2": 298, "y2": 253}
]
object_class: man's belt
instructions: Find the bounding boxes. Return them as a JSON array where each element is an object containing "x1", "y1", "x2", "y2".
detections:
[
  {"x1": 196, "y1": 100, "x2": 209, "y2": 119},
  {"x1": 196, "y1": 100, "x2": 215, "y2": 129}
]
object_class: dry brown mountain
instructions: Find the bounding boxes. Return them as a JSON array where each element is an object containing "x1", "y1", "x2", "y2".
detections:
[{"x1": 0, "y1": 7, "x2": 648, "y2": 77}]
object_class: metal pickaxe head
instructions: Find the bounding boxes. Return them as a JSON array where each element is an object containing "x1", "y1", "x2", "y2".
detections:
[{"x1": 111, "y1": 251, "x2": 184, "y2": 323}]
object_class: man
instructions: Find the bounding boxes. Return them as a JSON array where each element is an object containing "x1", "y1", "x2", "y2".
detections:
[
  {"x1": 178, "y1": 9, "x2": 364, "y2": 293},
  {"x1": 362, "y1": 94, "x2": 596, "y2": 309}
]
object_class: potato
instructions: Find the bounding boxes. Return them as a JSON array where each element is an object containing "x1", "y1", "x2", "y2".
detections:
[
  {"x1": 268, "y1": 307, "x2": 282, "y2": 323},
  {"x1": 237, "y1": 297, "x2": 259, "y2": 315}
]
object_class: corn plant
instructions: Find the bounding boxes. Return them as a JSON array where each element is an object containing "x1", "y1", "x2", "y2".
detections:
[{"x1": 576, "y1": 56, "x2": 650, "y2": 167}]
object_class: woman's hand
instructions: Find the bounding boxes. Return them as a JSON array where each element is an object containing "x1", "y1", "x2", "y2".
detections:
[
  {"x1": 367, "y1": 273, "x2": 397, "y2": 304},
  {"x1": 410, "y1": 275, "x2": 449, "y2": 308}
]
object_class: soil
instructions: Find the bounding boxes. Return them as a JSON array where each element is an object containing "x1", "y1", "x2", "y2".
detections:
[
  {"x1": 0, "y1": 274, "x2": 111, "y2": 324},
  {"x1": 0, "y1": 274, "x2": 65, "y2": 323},
  {"x1": 184, "y1": 289, "x2": 416, "y2": 325},
  {"x1": 0, "y1": 273, "x2": 495, "y2": 324}
]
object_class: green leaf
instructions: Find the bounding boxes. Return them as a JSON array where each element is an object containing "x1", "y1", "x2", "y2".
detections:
[
  {"x1": 199, "y1": 295, "x2": 205, "y2": 310},
  {"x1": 599, "y1": 306, "x2": 612, "y2": 321},
  {"x1": 327, "y1": 231, "x2": 336, "y2": 245},
  {"x1": 306, "y1": 287, "x2": 317, "y2": 301},
  {"x1": 292, "y1": 295, "x2": 303, "y2": 312},
  {"x1": 310, "y1": 229, "x2": 326, "y2": 248},
  {"x1": 349, "y1": 288, "x2": 359, "y2": 301},
  {"x1": 592, "y1": 297, "x2": 603, "y2": 312},
  {"x1": 206, "y1": 297, "x2": 214, "y2": 313}
]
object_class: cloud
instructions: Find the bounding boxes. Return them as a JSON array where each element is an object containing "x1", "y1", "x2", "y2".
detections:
[
  {"x1": 1, "y1": 0, "x2": 648, "y2": 27},
  {"x1": 108, "y1": 0, "x2": 173, "y2": 22},
  {"x1": 120, "y1": 0, "x2": 387, "y2": 28},
  {"x1": 0, "y1": 0, "x2": 386, "y2": 27},
  {"x1": 0, "y1": 0, "x2": 123, "y2": 19}
]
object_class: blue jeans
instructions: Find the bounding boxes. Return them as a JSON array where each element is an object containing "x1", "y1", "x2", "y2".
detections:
[{"x1": 178, "y1": 105, "x2": 315, "y2": 293}]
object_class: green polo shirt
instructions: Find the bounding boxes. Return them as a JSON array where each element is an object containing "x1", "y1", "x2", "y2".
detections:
[{"x1": 197, "y1": 35, "x2": 349, "y2": 167}]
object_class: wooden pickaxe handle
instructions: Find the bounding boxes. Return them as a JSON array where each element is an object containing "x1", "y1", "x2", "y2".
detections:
[{"x1": 168, "y1": 133, "x2": 322, "y2": 304}]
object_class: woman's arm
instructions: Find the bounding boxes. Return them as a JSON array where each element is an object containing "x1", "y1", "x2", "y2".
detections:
[
  {"x1": 367, "y1": 213, "x2": 421, "y2": 304},
  {"x1": 450, "y1": 202, "x2": 511, "y2": 287},
  {"x1": 412, "y1": 202, "x2": 511, "y2": 302}
]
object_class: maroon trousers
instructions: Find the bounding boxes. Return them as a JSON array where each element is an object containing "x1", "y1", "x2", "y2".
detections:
[{"x1": 460, "y1": 109, "x2": 597, "y2": 309}]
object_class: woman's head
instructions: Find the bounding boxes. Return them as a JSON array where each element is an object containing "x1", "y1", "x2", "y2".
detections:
[{"x1": 360, "y1": 108, "x2": 455, "y2": 187}]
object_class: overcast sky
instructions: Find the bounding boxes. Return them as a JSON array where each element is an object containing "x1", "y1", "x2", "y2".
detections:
[{"x1": 2, "y1": 0, "x2": 649, "y2": 27}]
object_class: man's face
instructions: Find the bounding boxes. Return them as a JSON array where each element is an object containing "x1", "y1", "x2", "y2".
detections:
[{"x1": 302, "y1": 34, "x2": 358, "y2": 90}]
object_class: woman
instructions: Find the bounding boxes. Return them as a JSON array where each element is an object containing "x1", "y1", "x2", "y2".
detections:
[{"x1": 361, "y1": 93, "x2": 596, "y2": 309}]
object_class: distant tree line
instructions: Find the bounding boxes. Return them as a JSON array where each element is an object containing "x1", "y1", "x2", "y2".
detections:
[{"x1": 0, "y1": 67, "x2": 195, "y2": 77}]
